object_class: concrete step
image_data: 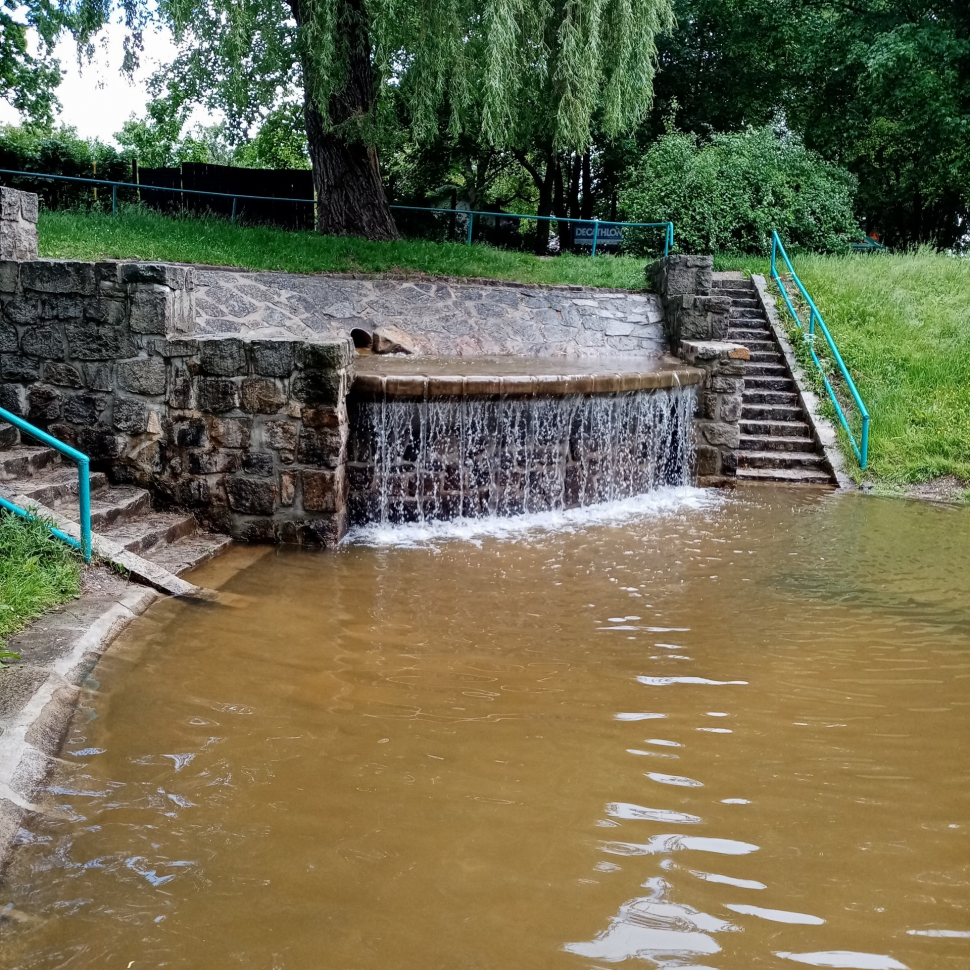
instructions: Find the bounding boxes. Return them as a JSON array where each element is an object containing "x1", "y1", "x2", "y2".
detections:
[
  {"x1": 0, "y1": 422, "x2": 19, "y2": 449},
  {"x1": 715, "y1": 287, "x2": 756, "y2": 299},
  {"x1": 0, "y1": 445, "x2": 62, "y2": 481},
  {"x1": 727, "y1": 297, "x2": 759, "y2": 310},
  {"x1": 745, "y1": 363, "x2": 788, "y2": 377},
  {"x1": 141, "y1": 531, "x2": 234, "y2": 576},
  {"x1": 728, "y1": 328, "x2": 771, "y2": 342},
  {"x1": 744, "y1": 376, "x2": 794, "y2": 392},
  {"x1": 743, "y1": 390, "x2": 799, "y2": 405},
  {"x1": 741, "y1": 418, "x2": 813, "y2": 438},
  {"x1": 740, "y1": 434, "x2": 816, "y2": 453},
  {"x1": 0, "y1": 464, "x2": 110, "y2": 509},
  {"x1": 738, "y1": 449, "x2": 826, "y2": 470},
  {"x1": 749, "y1": 351, "x2": 785, "y2": 364},
  {"x1": 99, "y1": 509, "x2": 200, "y2": 557},
  {"x1": 742, "y1": 403, "x2": 805, "y2": 422},
  {"x1": 89, "y1": 486, "x2": 153, "y2": 530},
  {"x1": 733, "y1": 339, "x2": 777, "y2": 352},
  {"x1": 737, "y1": 466, "x2": 834, "y2": 485},
  {"x1": 730, "y1": 307, "x2": 766, "y2": 320}
]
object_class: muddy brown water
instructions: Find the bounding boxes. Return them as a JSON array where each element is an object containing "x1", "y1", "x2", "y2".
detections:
[{"x1": 2, "y1": 487, "x2": 969, "y2": 970}]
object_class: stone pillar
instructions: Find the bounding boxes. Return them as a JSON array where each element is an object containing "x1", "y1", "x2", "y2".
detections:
[
  {"x1": 680, "y1": 340, "x2": 749, "y2": 485},
  {"x1": 0, "y1": 187, "x2": 39, "y2": 262},
  {"x1": 649, "y1": 254, "x2": 748, "y2": 485}
]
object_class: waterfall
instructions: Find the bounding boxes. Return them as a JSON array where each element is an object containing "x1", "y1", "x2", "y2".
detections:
[{"x1": 347, "y1": 387, "x2": 696, "y2": 526}]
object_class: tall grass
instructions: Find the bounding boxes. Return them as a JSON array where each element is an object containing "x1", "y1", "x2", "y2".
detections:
[
  {"x1": 38, "y1": 207, "x2": 650, "y2": 290},
  {"x1": 0, "y1": 512, "x2": 81, "y2": 658},
  {"x1": 720, "y1": 250, "x2": 970, "y2": 486}
]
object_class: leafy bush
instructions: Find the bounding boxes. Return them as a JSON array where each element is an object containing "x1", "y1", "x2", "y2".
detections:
[
  {"x1": 0, "y1": 124, "x2": 134, "y2": 210},
  {"x1": 619, "y1": 126, "x2": 859, "y2": 255}
]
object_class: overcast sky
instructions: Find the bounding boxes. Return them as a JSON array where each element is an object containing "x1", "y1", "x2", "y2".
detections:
[{"x1": 0, "y1": 24, "x2": 211, "y2": 143}]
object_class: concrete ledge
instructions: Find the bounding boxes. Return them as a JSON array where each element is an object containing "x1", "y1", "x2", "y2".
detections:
[{"x1": 352, "y1": 355, "x2": 705, "y2": 399}]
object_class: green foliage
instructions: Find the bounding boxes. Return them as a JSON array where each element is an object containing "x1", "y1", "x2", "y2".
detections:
[
  {"x1": 789, "y1": 0, "x2": 970, "y2": 249},
  {"x1": 0, "y1": 123, "x2": 133, "y2": 208},
  {"x1": 0, "y1": 511, "x2": 81, "y2": 656},
  {"x1": 38, "y1": 205, "x2": 650, "y2": 288},
  {"x1": 0, "y1": 2, "x2": 62, "y2": 125},
  {"x1": 135, "y1": 0, "x2": 673, "y2": 153},
  {"x1": 619, "y1": 126, "x2": 858, "y2": 255}
]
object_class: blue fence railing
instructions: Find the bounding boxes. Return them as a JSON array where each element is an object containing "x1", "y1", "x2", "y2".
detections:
[
  {"x1": 0, "y1": 408, "x2": 92, "y2": 561},
  {"x1": 0, "y1": 167, "x2": 674, "y2": 256},
  {"x1": 770, "y1": 231, "x2": 870, "y2": 469}
]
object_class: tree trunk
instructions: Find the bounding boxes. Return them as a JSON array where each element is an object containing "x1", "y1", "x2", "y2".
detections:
[
  {"x1": 580, "y1": 151, "x2": 593, "y2": 220},
  {"x1": 534, "y1": 152, "x2": 557, "y2": 255},
  {"x1": 291, "y1": 0, "x2": 399, "y2": 240}
]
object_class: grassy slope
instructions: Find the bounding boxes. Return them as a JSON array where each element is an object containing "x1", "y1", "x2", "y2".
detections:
[
  {"x1": 0, "y1": 512, "x2": 81, "y2": 658},
  {"x1": 719, "y1": 251, "x2": 970, "y2": 487},
  {"x1": 39, "y1": 208, "x2": 649, "y2": 290}
]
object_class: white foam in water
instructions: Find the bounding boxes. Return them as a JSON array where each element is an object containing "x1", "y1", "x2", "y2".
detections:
[{"x1": 345, "y1": 485, "x2": 717, "y2": 548}]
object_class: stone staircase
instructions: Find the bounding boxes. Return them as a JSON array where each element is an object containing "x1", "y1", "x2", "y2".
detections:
[
  {"x1": 0, "y1": 425, "x2": 231, "y2": 577},
  {"x1": 712, "y1": 276, "x2": 835, "y2": 485}
]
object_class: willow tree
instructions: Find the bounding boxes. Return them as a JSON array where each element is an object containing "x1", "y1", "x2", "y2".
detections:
[{"x1": 127, "y1": 0, "x2": 673, "y2": 238}]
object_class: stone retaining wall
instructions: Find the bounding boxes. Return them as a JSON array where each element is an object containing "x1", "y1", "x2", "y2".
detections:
[
  {"x1": 193, "y1": 269, "x2": 665, "y2": 357},
  {"x1": 0, "y1": 257, "x2": 354, "y2": 543}
]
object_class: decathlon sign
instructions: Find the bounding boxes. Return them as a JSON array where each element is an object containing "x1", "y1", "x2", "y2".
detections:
[{"x1": 574, "y1": 222, "x2": 622, "y2": 247}]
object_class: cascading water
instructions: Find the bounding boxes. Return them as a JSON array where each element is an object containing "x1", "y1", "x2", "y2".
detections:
[{"x1": 347, "y1": 387, "x2": 696, "y2": 526}]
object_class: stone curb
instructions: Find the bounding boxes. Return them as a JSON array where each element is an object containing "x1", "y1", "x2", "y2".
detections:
[{"x1": 751, "y1": 275, "x2": 852, "y2": 490}]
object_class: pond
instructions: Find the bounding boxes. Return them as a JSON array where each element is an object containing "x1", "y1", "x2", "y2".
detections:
[{"x1": 2, "y1": 486, "x2": 968, "y2": 970}]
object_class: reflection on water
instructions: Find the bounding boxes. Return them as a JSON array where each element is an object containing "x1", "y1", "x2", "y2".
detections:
[{"x1": 2, "y1": 487, "x2": 969, "y2": 970}]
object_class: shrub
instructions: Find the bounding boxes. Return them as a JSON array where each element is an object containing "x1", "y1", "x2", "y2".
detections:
[{"x1": 619, "y1": 126, "x2": 859, "y2": 255}]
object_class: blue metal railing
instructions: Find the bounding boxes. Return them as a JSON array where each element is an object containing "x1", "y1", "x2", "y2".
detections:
[
  {"x1": 0, "y1": 408, "x2": 92, "y2": 561},
  {"x1": 770, "y1": 231, "x2": 870, "y2": 469},
  {"x1": 0, "y1": 167, "x2": 674, "y2": 256}
]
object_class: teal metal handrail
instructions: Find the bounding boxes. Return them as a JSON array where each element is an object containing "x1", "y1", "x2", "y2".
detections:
[
  {"x1": 0, "y1": 408, "x2": 92, "y2": 561},
  {"x1": 769, "y1": 231, "x2": 870, "y2": 469},
  {"x1": 0, "y1": 167, "x2": 674, "y2": 256}
]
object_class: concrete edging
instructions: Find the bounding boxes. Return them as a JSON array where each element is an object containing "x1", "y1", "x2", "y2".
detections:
[
  {"x1": 0, "y1": 577, "x2": 161, "y2": 875},
  {"x1": 750, "y1": 274, "x2": 853, "y2": 490}
]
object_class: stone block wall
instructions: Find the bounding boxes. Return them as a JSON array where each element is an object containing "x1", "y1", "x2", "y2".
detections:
[
  {"x1": 0, "y1": 258, "x2": 354, "y2": 544},
  {"x1": 648, "y1": 254, "x2": 747, "y2": 484},
  {"x1": 0, "y1": 187, "x2": 38, "y2": 262}
]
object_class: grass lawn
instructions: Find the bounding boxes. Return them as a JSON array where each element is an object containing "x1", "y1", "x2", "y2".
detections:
[
  {"x1": 0, "y1": 512, "x2": 81, "y2": 662},
  {"x1": 718, "y1": 250, "x2": 970, "y2": 490},
  {"x1": 39, "y1": 208, "x2": 651, "y2": 290}
]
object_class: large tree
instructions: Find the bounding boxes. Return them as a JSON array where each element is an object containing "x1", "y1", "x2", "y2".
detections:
[{"x1": 129, "y1": 0, "x2": 673, "y2": 239}]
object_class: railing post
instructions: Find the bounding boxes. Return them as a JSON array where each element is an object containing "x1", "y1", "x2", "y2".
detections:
[
  {"x1": 77, "y1": 457, "x2": 92, "y2": 562},
  {"x1": 861, "y1": 414, "x2": 869, "y2": 470},
  {"x1": 466, "y1": 211, "x2": 474, "y2": 245},
  {"x1": 591, "y1": 219, "x2": 600, "y2": 257},
  {"x1": 112, "y1": 184, "x2": 117, "y2": 215},
  {"x1": 231, "y1": 197, "x2": 237, "y2": 224}
]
